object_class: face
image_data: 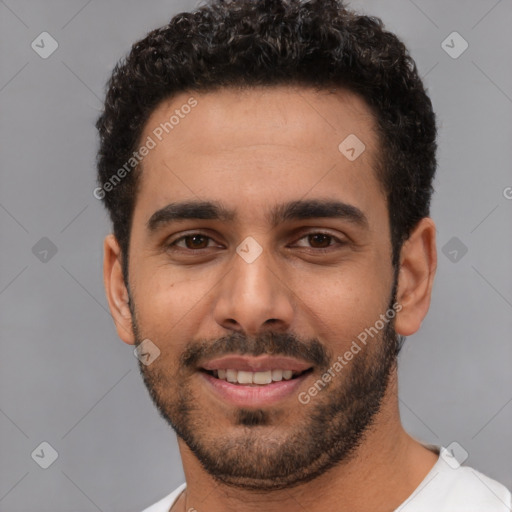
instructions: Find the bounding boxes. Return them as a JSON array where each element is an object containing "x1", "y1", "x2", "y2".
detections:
[{"x1": 124, "y1": 86, "x2": 400, "y2": 489}]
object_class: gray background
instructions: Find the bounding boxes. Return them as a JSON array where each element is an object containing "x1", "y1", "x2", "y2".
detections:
[{"x1": 1, "y1": 0, "x2": 511, "y2": 510}]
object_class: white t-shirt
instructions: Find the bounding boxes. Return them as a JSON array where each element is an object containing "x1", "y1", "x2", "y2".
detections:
[{"x1": 141, "y1": 446, "x2": 512, "y2": 512}]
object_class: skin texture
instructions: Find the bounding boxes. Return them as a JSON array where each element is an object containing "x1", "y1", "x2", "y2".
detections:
[{"x1": 103, "y1": 86, "x2": 438, "y2": 512}]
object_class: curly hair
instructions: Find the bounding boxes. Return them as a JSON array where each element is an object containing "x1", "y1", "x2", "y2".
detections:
[{"x1": 96, "y1": 0, "x2": 437, "y2": 285}]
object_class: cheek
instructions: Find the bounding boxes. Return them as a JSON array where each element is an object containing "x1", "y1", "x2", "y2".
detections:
[
  {"x1": 297, "y1": 261, "x2": 392, "y2": 351},
  {"x1": 132, "y1": 268, "x2": 214, "y2": 345}
]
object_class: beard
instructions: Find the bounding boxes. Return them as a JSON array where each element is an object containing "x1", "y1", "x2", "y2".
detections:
[{"x1": 129, "y1": 280, "x2": 402, "y2": 491}]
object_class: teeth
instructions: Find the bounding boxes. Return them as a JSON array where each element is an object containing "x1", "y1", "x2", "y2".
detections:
[
  {"x1": 237, "y1": 371, "x2": 253, "y2": 384},
  {"x1": 226, "y1": 369, "x2": 238, "y2": 383},
  {"x1": 271, "y1": 369, "x2": 283, "y2": 381},
  {"x1": 212, "y1": 368, "x2": 301, "y2": 385},
  {"x1": 253, "y1": 370, "x2": 272, "y2": 384}
]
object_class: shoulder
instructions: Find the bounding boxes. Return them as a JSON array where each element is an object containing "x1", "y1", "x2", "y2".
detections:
[
  {"x1": 441, "y1": 465, "x2": 511, "y2": 509},
  {"x1": 397, "y1": 447, "x2": 511, "y2": 512},
  {"x1": 140, "y1": 483, "x2": 187, "y2": 512}
]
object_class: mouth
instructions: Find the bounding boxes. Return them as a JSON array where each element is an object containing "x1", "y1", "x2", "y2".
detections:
[
  {"x1": 198, "y1": 354, "x2": 315, "y2": 407},
  {"x1": 200, "y1": 368, "x2": 313, "y2": 386}
]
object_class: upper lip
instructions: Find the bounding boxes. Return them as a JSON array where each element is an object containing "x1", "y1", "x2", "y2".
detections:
[{"x1": 200, "y1": 355, "x2": 313, "y2": 373}]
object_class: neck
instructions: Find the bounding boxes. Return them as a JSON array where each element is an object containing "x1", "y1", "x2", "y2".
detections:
[{"x1": 174, "y1": 372, "x2": 439, "y2": 512}]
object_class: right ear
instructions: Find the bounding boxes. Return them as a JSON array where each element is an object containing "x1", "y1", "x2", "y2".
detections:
[{"x1": 103, "y1": 234, "x2": 135, "y2": 345}]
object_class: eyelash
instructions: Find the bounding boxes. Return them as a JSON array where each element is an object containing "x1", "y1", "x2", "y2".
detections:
[{"x1": 166, "y1": 231, "x2": 346, "y2": 254}]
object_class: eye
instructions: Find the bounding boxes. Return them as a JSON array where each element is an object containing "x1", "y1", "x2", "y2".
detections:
[
  {"x1": 167, "y1": 233, "x2": 219, "y2": 251},
  {"x1": 293, "y1": 232, "x2": 346, "y2": 252}
]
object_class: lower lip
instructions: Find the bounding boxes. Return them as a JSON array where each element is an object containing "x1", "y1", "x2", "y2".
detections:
[{"x1": 200, "y1": 371, "x2": 310, "y2": 407}]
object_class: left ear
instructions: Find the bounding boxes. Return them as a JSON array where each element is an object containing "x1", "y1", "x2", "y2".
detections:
[{"x1": 394, "y1": 217, "x2": 437, "y2": 336}]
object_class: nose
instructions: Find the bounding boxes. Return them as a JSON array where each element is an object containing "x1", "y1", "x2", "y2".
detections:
[{"x1": 212, "y1": 246, "x2": 294, "y2": 337}]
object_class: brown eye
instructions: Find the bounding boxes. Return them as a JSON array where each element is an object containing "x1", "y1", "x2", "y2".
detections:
[
  {"x1": 293, "y1": 232, "x2": 347, "y2": 253},
  {"x1": 307, "y1": 233, "x2": 333, "y2": 249},
  {"x1": 183, "y1": 235, "x2": 210, "y2": 249},
  {"x1": 167, "y1": 233, "x2": 216, "y2": 250}
]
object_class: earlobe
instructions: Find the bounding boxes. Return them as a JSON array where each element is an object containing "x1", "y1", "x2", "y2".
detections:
[
  {"x1": 103, "y1": 234, "x2": 136, "y2": 345},
  {"x1": 394, "y1": 218, "x2": 437, "y2": 337}
]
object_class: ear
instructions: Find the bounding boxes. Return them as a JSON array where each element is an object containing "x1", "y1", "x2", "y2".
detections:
[
  {"x1": 103, "y1": 234, "x2": 135, "y2": 345},
  {"x1": 394, "y1": 217, "x2": 437, "y2": 337}
]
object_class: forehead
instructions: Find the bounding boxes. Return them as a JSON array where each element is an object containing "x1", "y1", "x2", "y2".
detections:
[
  {"x1": 133, "y1": 85, "x2": 385, "y2": 229},
  {"x1": 142, "y1": 85, "x2": 377, "y2": 158}
]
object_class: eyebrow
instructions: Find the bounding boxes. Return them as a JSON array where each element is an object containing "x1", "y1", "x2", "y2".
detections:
[{"x1": 146, "y1": 198, "x2": 369, "y2": 233}]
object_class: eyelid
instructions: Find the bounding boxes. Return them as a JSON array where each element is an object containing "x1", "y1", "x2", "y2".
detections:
[
  {"x1": 292, "y1": 231, "x2": 347, "y2": 248},
  {"x1": 166, "y1": 230, "x2": 224, "y2": 249},
  {"x1": 166, "y1": 229, "x2": 347, "y2": 251}
]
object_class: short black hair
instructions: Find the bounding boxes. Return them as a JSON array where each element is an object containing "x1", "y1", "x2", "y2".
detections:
[{"x1": 96, "y1": 0, "x2": 437, "y2": 285}]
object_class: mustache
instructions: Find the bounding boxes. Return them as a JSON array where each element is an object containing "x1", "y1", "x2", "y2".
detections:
[{"x1": 180, "y1": 331, "x2": 331, "y2": 370}]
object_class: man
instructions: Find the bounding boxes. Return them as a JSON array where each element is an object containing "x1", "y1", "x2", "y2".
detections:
[{"x1": 96, "y1": 0, "x2": 512, "y2": 510}]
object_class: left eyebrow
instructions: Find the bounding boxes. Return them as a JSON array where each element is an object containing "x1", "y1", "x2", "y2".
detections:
[
  {"x1": 269, "y1": 199, "x2": 369, "y2": 230},
  {"x1": 146, "y1": 198, "x2": 369, "y2": 233}
]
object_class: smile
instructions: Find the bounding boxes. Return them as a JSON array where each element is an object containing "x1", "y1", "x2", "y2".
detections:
[{"x1": 202, "y1": 368, "x2": 312, "y2": 385}]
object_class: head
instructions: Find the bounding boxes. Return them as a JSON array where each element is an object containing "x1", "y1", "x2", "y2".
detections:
[{"x1": 99, "y1": 0, "x2": 437, "y2": 490}]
